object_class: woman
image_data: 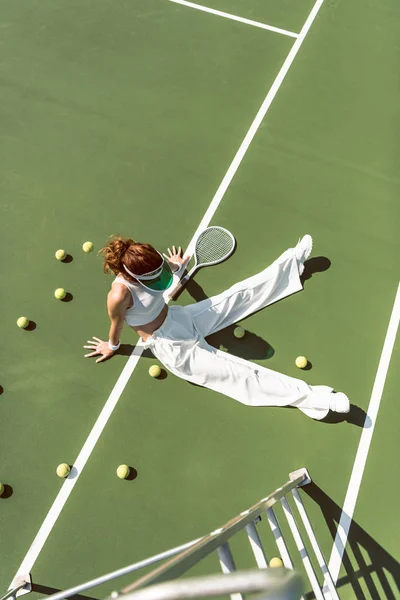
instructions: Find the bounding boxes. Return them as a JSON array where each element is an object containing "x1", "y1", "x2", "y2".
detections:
[{"x1": 84, "y1": 234, "x2": 350, "y2": 420}]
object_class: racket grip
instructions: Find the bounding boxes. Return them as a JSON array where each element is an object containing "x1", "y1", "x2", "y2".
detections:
[{"x1": 169, "y1": 274, "x2": 189, "y2": 300}]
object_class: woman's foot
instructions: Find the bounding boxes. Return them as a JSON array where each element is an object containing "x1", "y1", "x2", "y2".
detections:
[
  {"x1": 329, "y1": 392, "x2": 350, "y2": 413},
  {"x1": 296, "y1": 234, "x2": 313, "y2": 274}
]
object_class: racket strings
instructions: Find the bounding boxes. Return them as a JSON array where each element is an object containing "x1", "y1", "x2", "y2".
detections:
[{"x1": 195, "y1": 228, "x2": 235, "y2": 265}]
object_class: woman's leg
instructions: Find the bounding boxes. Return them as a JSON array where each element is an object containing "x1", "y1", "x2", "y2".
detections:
[
  {"x1": 147, "y1": 235, "x2": 349, "y2": 420},
  {"x1": 185, "y1": 236, "x2": 312, "y2": 338},
  {"x1": 149, "y1": 310, "x2": 344, "y2": 421},
  {"x1": 150, "y1": 331, "x2": 333, "y2": 420}
]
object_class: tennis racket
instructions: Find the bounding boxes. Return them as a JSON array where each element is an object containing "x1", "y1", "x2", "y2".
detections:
[{"x1": 169, "y1": 226, "x2": 236, "y2": 300}]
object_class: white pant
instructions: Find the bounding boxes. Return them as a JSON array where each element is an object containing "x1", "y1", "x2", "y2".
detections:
[{"x1": 146, "y1": 246, "x2": 333, "y2": 419}]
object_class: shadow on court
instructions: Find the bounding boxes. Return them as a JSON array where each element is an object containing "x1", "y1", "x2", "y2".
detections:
[
  {"x1": 32, "y1": 583, "x2": 98, "y2": 600},
  {"x1": 0, "y1": 484, "x2": 13, "y2": 499},
  {"x1": 301, "y1": 256, "x2": 331, "y2": 284},
  {"x1": 321, "y1": 404, "x2": 370, "y2": 428},
  {"x1": 303, "y1": 483, "x2": 400, "y2": 600},
  {"x1": 185, "y1": 278, "x2": 275, "y2": 360}
]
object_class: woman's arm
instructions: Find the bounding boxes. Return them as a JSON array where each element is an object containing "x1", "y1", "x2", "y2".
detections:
[
  {"x1": 108, "y1": 294, "x2": 126, "y2": 348},
  {"x1": 84, "y1": 286, "x2": 131, "y2": 363}
]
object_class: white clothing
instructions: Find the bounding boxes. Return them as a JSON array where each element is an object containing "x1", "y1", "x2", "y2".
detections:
[
  {"x1": 113, "y1": 276, "x2": 166, "y2": 326},
  {"x1": 145, "y1": 246, "x2": 335, "y2": 420}
]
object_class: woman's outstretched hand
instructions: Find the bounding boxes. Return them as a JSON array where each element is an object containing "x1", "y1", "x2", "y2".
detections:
[
  {"x1": 163, "y1": 246, "x2": 190, "y2": 271},
  {"x1": 84, "y1": 336, "x2": 114, "y2": 363}
]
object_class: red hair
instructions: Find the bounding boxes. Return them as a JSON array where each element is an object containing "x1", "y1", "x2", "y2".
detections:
[{"x1": 98, "y1": 234, "x2": 162, "y2": 281}]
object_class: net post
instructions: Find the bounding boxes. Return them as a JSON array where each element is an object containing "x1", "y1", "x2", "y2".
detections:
[
  {"x1": 4, "y1": 575, "x2": 32, "y2": 600},
  {"x1": 289, "y1": 468, "x2": 311, "y2": 487}
]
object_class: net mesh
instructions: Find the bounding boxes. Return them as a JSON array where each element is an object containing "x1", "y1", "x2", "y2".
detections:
[{"x1": 195, "y1": 227, "x2": 235, "y2": 265}]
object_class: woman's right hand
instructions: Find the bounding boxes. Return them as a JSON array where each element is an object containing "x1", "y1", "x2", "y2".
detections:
[{"x1": 163, "y1": 246, "x2": 190, "y2": 271}]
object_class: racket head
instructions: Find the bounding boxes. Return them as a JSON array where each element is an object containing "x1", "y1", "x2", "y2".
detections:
[{"x1": 194, "y1": 226, "x2": 236, "y2": 267}]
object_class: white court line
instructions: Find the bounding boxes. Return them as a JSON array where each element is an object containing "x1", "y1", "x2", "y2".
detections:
[
  {"x1": 11, "y1": 344, "x2": 145, "y2": 585},
  {"x1": 324, "y1": 282, "x2": 400, "y2": 593},
  {"x1": 11, "y1": 0, "x2": 325, "y2": 586},
  {"x1": 186, "y1": 0, "x2": 326, "y2": 257},
  {"x1": 169, "y1": 0, "x2": 298, "y2": 38}
]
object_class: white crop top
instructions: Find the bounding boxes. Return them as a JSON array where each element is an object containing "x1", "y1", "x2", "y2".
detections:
[{"x1": 113, "y1": 276, "x2": 166, "y2": 327}]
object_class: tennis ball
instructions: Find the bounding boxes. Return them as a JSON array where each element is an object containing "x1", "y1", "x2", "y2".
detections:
[
  {"x1": 55, "y1": 249, "x2": 66, "y2": 260},
  {"x1": 117, "y1": 464, "x2": 130, "y2": 479},
  {"x1": 54, "y1": 288, "x2": 66, "y2": 300},
  {"x1": 82, "y1": 241, "x2": 93, "y2": 253},
  {"x1": 56, "y1": 463, "x2": 71, "y2": 478},
  {"x1": 295, "y1": 356, "x2": 308, "y2": 369},
  {"x1": 269, "y1": 557, "x2": 283, "y2": 568},
  {"x1": 17, "y1": 317, "x2": 29, "y2": 329},
  {"x1": 0, "y1": 483, "x2": 4, "y2": 497},
  {"x1": 234, "y1": 326, "x2": 245, "y2": 339},
  {"x1": 149, "y1": 365, "x2": 161, "y2": 378}
]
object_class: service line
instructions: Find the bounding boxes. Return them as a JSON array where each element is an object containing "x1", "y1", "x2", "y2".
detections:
[{"x1": 169, "y1": 0, "x2": 298, "y2": 38}]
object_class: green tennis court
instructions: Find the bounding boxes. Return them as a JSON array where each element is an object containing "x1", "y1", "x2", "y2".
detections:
[{"x1": 1, "y1": 1, "x2": 399, "y2": 599}]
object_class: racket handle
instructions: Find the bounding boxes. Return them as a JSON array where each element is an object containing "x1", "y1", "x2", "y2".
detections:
[{"x1": 169, "y1": 273, "x2": 190, "y2": 300}]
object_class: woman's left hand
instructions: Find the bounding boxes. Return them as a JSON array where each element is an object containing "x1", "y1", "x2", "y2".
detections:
[
  {"x1": 163, "y1": 246, "x2": 190, "y2": 271},
  {"x1": 84, "y1": 336, "x2": 115, "y2": 363}
]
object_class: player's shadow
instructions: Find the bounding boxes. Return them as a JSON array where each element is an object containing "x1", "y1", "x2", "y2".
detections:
[
  {"x1": 32, "y1": 583, "x2": 97, "y2": 600},
  {"x1": 183, "y1": 280, "x2": 275, "y2": 361},
  {"x1": 302, "y1": 482, "x2": 400, "y2": 599},
  {"x1": 206, "y1": 328, "x2": 274, "y2": 361},
  {"x1": 321, "y1": 404, "x2": 370, "y2": 428},
  {"x1": 117, "y1": 344, "x2": 135, "y2": 356},
  {"x1": 300, "y1": 256, "x2": 331, "y2": 284}
]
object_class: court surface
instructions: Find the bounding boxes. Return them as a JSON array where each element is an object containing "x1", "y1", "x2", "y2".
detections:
[{"x1": 1, "y1": 1, "x2": 399, "y2": 598}]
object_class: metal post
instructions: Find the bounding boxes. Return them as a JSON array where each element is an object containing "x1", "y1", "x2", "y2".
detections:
[
  {"x1": 118, "y1": 569, "x2": 303, "y2": 600},
  {"x1": 245, "y1": 521, "x2": 268, "y2": 568},
  {"x1": 291, "y1": 489, "x2": 339, "y2": 600},
  {"x1": 280, "y1": 496, "x2": 324, "y2": 600},
  {"x1": 34, "y1": 540, "x2": 201, "y2": 600},
  {"x1": 217, "y1": 543, "x2": 242, "y2": 600},
  {"x1": 2, "y1": 576, "x2": 32, "y2": 600},
  {"x1": 266, "y1": 507, "x2": 294, "y2": 569}
]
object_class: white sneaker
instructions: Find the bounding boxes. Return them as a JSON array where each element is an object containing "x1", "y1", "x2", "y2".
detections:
[
  {"x1": 295, "y1": 235, "x2": 313, "y2": 274},
  {"x1": 329, "y1": 392, "x2": 350, "y2": 414}
]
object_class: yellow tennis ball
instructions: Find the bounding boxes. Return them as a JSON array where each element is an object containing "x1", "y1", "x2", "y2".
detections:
[
  {"x1": 82, "y1": 241, "x2": 93, "y2": 253},
  {"x1": 17, "y1": 316, "x2": 29, "y2": 329},
  {"x1": 54, "y1": 288, "x2": 66, "y2": 299},
  {"x1": 0, "y1": 483, "x2": 4, "y2": 497},
  {"x1": 56, "y1": 463, "x2": 71, "y2": 478},
  {"x1": 55, "y1": 249, "x2": 66, "y2": 260},
  {"x1": 117, "y1": 464, "x2": 130, "y2": 479},
  {"x1": 295, "y1": 356, "x2": 308, "y2": 369},
  {"x1": 269, "y1": 557, "x2": 283, "y2": 568},
  {"x1": 149, "y1": 365, "x2": 162, "y2": 378},
  {"x1": 234, "y1": 326, "x2": 245, "y2": 339}
]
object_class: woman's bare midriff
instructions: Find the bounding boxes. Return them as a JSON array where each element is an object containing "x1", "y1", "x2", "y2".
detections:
[{"x1": 130, "y1": 304, "x2": 169, "y2": 341}]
